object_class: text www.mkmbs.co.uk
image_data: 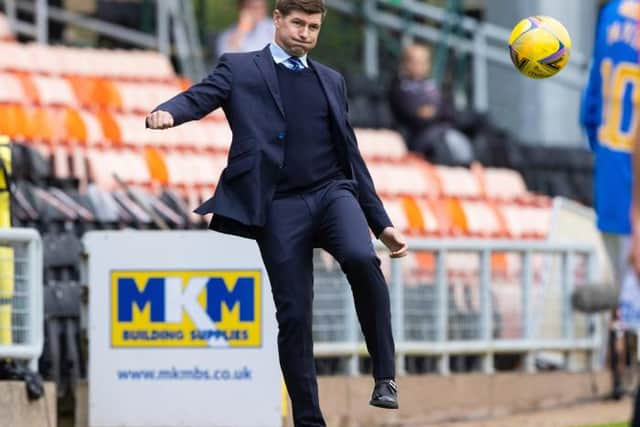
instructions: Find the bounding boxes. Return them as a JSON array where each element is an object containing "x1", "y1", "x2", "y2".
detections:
[{"x1": 116, "y1": 366, "x2": 252, "y2": 381}]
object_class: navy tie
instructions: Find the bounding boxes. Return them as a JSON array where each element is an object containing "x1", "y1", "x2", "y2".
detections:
[{"x1": 286, "y1": 56, "x2": 305, "y2": 71}]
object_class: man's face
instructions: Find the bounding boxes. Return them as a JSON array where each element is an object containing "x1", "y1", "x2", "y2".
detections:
[
  {"x1": 274, "y1": 9, "x2": 323, "y2": 57},
  {"x1": 404, "y1": 47, "x2": 432, "y2": 80},
  {"x1": 242, "y1": 0, "x2": 268, "y2": 19}
]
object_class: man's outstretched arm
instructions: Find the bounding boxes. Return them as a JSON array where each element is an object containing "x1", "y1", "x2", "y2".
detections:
[
  {"x1": 146, "y1": 54, "x2": 233, "y2": 129},
  {"x1": 340, "y1": 77, "x2": 408, "y2": 258}
]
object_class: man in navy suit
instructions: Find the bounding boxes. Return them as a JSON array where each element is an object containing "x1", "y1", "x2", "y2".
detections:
[{"x1": 147, "y1": 1, "x2": 407, "y2": 425}]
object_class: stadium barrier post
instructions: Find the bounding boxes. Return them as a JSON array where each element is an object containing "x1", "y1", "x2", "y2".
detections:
[
  {"x1": 345, "y1": 271, "x2": 359, "y2": 376},
  {"x1": 562, "y1": 251, "x2": 576, "y2": 371},
  {"x1": 522, "y1": 250, "x2": 536, "y2": 373},
  {"x1": 436, "y1": 249, "x2": 450, "y2": 375},
  {"x1": 391, "y1": 256, "x2": 405, "y2": 375},
  {"x1": 480, "y1": 249, "x2": 494, "y2": 373}
]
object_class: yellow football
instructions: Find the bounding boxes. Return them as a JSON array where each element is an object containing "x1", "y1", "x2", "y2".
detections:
[{"x1": 509, "y1": 15, "x2": 572, "y2": 79}]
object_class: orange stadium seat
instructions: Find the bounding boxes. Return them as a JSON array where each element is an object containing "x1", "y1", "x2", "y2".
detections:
[
  {"x1": 143, "y1": 147, "x2": 169, "y2": 185},
  {"x1": 87, "y1": 148, "x2": 150, "y2": 189},
  {"x1": 401, "y1": 195, "x2": 425, "y2": 235},
  {"x1": 113, "y1": 113, "x2": 152, "y2": 147},
  {"x1": 417, "y1": 198, "x2": 447, "y2": 235},
  {"x1": 458, "y1": 200, "x2": 506, "y2": 238},
  {"x1": 0, "y1": 41, "x2": 30, "y2": 72},
  {"x1": 87, "y1": 148, "x2": 115, "y2": 190},
  {"x1": 182, "y1": 121, "x2": 218, "y2": 150},
  {"x1": 499, "y1": 204, "x2": 551, "y2": 239},
  {"x1": 434, "y1": 165, "x2": 482, "y2": 199},
  {"x1": 354, "y1": 129, "x2": 407, "y2": 161},
  {"x1": 443, "y1": 198, "x2": 468, "y2": 236},
  {"x1": 0, "y1": 73, "x2": 27, "y2": 103},
  {"x1": 400, "y1": 196, "x2": 444, "y2": 236},
  {"x1": 477, "y1": 165, "x2": 529, "y2": 201},
  {"x1": 64, "y1": 107, "x2": 88, "y2": 144},
  {"x1": 146, "y1": 123, "x2": 179, "y2": 149},
  {"x1": 205, "y1": 121, "x2": 233, "y2": 152},
  {"x1": 147, "y1": 120, "x2": 210, "y2": 150},
  {"x1": 67, "y1": 76, "x2": 98, "y2": 108},
  {"x1": 115, "y1": 81, "x2": 182, "y2": 113},
  {"x1": 96, "y1": 110, "x2": 122, "y2": 146},
  {"x1": 66, "y1": 48, "x2": 173, "y2": 81},
  {"x1": 31, "y1": 75, "x2": 78, "y2": 106},
  {"x1": 164, "y1": 152, "x2": 192, "y2": 187},
  {"x1": 31, "y1": 107, "x2": 66, "y2": 143},
  {"x1": 28, "y1": 43, "x2": 63, "y2": 75},
  {"x1": 93, "y1": 78, "x2": 122, "y2": 109},
  {"x1": 381, "y1": 197, "x2": 410, "y2": 233},
  {"x1": 0, "y1": 105, "x2": 31, "y2": 139},
  {"x1": 369, "y1": 162, "x2": 437, "y2": 197},
  {"x1": 14, "y1": 72, "x2": 39, "y2": 104},
  {"x1": 135, "y1": 51, "x2": 176, "y2": 81},
  {"x1": 78, "y1": 110, "x2": 106, "y2": 146},
  {"x1": 122, "y1": 149, "x2": 152, "y2": 185}
]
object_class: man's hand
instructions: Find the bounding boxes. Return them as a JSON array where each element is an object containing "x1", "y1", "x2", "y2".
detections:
[
  {"x1": 146, "y1": 111, "x2": 174, "y2": 129},
  {"x1": 379, "y1": 227, "x2": 408, "y2": 258}
]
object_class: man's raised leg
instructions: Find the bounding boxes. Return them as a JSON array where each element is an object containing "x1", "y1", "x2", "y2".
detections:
[
  {"x1": 257, "y1": 196, "x2": 326, "y2": 427},
  {"x1": 316, "y1": 183, "x2": 397, "y2": 407}
]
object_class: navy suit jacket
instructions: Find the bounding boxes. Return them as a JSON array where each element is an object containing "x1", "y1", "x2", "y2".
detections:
[{"x1": 153, "y1": 45, "x2": 392, "y2": 240}]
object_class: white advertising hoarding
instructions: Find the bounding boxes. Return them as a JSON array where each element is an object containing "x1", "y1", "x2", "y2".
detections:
[{"x1": 85, "y1": 231, "x2": 281, "y2": 427}]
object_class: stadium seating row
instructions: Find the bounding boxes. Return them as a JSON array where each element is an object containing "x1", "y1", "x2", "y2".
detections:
[
  {"x1": 30, "y1": 141, "x2": 547, "y2": 206},
  {"x1": 17, "y1": 152, "x2": 551, "y2": 242},
  {"x1": 383, "y1": 196, "x2": 550, "y2": 239},
  {"x1": 0, "y1": 41, "x2": 175, "y2": 81},
  {"x1": 0, "y1": 71, "x2": 191, "y2": 113},
  {"x1": 0, "y1": 105, "x2": 227, "y2": 149}
]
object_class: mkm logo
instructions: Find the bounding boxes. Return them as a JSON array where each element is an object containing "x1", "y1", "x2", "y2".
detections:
[{"x1": 111, "y1": 271, "x2": 261, "y2": 348}]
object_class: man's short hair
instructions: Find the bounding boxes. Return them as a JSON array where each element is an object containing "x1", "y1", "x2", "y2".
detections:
[{"x1": 275, "y1": 0, "x2": 327, "y2": 16}]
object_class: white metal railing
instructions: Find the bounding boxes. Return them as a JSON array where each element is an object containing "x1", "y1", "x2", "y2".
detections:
[
  {"x1": 0, "y1": 227, "x2": 43, "y2": 370},
  {"x1": 313, "y1": 238, "x2": 602, "y2": 376}
]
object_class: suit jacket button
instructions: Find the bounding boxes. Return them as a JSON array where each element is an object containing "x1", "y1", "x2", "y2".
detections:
[{"x1": 278, "y1": 132, "x2": 286, "y2": 140}]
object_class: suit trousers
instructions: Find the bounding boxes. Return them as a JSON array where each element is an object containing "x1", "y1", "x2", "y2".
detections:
[{"x1": 256, "y1": 180, "x2": 396, "y2": 427}]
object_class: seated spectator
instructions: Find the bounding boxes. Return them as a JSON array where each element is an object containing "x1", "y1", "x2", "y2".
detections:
[
  {"x1": 216, "y1": 0, "x2": 275, "y2": 56},
  {"x1": 389, "y1": 44, "x2": 473, "y2": 166}
]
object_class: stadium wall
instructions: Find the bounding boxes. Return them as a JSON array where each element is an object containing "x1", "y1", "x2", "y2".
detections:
[
  {"x1": 286, "y1": 372, "x2": 609, "y2": 426},
  {"x1": 72, "y1": 372, "x2": 610, "y2": 426}
]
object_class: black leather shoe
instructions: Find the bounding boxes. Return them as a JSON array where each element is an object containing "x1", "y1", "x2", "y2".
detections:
[{"x1": 369, "y1": 379, "x2": 399, "y2": 409}]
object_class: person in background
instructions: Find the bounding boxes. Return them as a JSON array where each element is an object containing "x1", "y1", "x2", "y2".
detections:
[
  {"x1": 216, "y1": 0, "x2": 275, "y2": 56},
  {"x1": 388, "y1": 44, "x2": 473, "y2": 166},
  {"x1": 581, "y1": 0, "x2": 640, "y2": 402}
]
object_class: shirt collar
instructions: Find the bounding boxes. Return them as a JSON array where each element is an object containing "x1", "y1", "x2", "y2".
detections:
[{"x1": 269, "y1": 42, "x2": 309, "y2": 68}]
